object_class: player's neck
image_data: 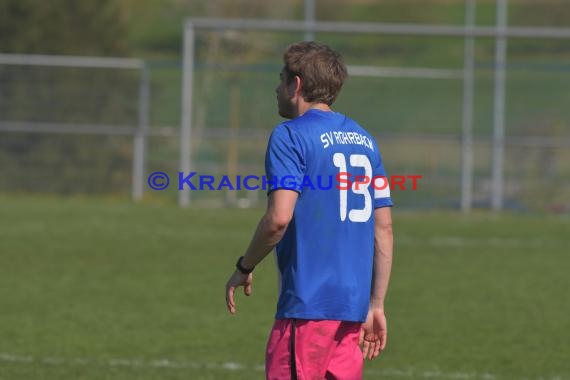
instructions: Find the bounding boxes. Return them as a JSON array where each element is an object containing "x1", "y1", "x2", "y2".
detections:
[{"x1": 298, "y1": 102, "x2": 332, "y2": 117}]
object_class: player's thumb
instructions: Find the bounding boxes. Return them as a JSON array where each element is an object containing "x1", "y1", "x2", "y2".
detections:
[{"x1": 244, "y1": 283, "x2": 252, "y2": 296}]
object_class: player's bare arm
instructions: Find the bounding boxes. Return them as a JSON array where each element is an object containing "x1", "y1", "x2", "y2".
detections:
[
  {"x1": 225, "y1": 189, "x2": 298, "y2": 314},
  {"x1": 360, "y1": 206, "x2": 393, "y2": 360}
]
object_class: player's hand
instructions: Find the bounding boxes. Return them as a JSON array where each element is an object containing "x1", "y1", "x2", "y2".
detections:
[
  {"x1": 359, "y1": 308, "x2": 387, "y2": 360},
  {"x1": 225, "y1": 270, "x2": 253, "y2": 314}
]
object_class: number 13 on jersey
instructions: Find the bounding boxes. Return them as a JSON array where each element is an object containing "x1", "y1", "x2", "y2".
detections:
[{"x1": 333, "y1": 153, "x2": 372, "y2": 223}]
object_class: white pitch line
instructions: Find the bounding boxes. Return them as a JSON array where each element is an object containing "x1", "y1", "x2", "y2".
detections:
[
  {"x1": 0, "y1": 353, "x2": 566, "y2": 380},
  {"x1": 367, "y1": 367, "x2": 498, "y2": 379},
  {"x1": 0, "y1": 353, "x2": 262, "y2": 372},
  {"x1": 397, "y1": 235, "x2": 568, "y2": 249}
]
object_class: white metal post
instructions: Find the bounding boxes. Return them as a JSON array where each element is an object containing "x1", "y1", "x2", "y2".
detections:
[
  {"x1": 133, "y1": 64, "x2": 150, "y2": 201},
  {"x1": 179, "y1": 23, "x2": 195, "y2": 207},
  {"x1": 304, "y1": 0, "x2": 316, "y2": 41},
  {"x1": 185, "y1": 18, "x2": 570, "y2": 38},
  {"x1": 491, "y1": 0, "x2": 508, "y2": 210},
  {"x1": 461, "y1": 0, "x2": 476, "y2": 213}
]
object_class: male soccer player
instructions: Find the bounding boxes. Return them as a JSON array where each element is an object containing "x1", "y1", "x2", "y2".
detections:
[{"x1": 225, "y1": 41, "x2": 393, "y2": 379}]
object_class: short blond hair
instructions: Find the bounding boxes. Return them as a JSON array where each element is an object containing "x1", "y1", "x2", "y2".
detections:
[{"x1": 283, "y1": 42, "x2": 348, "y2": 105}]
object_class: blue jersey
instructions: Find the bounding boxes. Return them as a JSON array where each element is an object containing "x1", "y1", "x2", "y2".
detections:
[{"x1": 265, "y1": 109, "x2": 392, "y2": 322}]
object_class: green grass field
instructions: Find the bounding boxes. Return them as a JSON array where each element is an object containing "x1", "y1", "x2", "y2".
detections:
[{"x1": 0, "y1": 195, "x2": 569, "y2": 380}]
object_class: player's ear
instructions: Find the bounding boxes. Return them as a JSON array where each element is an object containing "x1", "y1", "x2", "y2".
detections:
[{"x1": 294, "y1": 75, "x2": 303, "y2": 96}]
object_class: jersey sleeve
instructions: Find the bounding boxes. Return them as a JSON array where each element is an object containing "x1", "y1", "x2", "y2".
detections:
[
  {"x1": 265, "y1": 124, "x2": 305, "y2": 194},
  {"x1": 372, "y1": 148, "x2": 393, "y2": 209}
]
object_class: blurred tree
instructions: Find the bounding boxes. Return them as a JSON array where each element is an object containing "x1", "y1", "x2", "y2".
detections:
[
  {"x1": 0, "y1": 0, "x2": 134, "y2": 196},
  {"x1": 0, "y1": 0, "x2": 128, "y2": 54},
  {"x1": 512, "y1": 0, "x2": 570, "y2": 27}
]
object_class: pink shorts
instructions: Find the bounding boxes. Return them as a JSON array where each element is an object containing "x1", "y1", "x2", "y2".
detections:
[{"x1": 265, "y1": 319, "x2": 363, "y2": 380}]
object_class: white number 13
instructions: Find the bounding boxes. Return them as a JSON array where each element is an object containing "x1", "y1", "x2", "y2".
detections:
[{"x1": 332, "y1": 153, "x2": 372, "y2": 223}]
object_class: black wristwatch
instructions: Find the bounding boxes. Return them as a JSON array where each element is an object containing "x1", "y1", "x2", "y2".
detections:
[{"x1": 236, "y1": 256, "x2": 255, "y2": 274}]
